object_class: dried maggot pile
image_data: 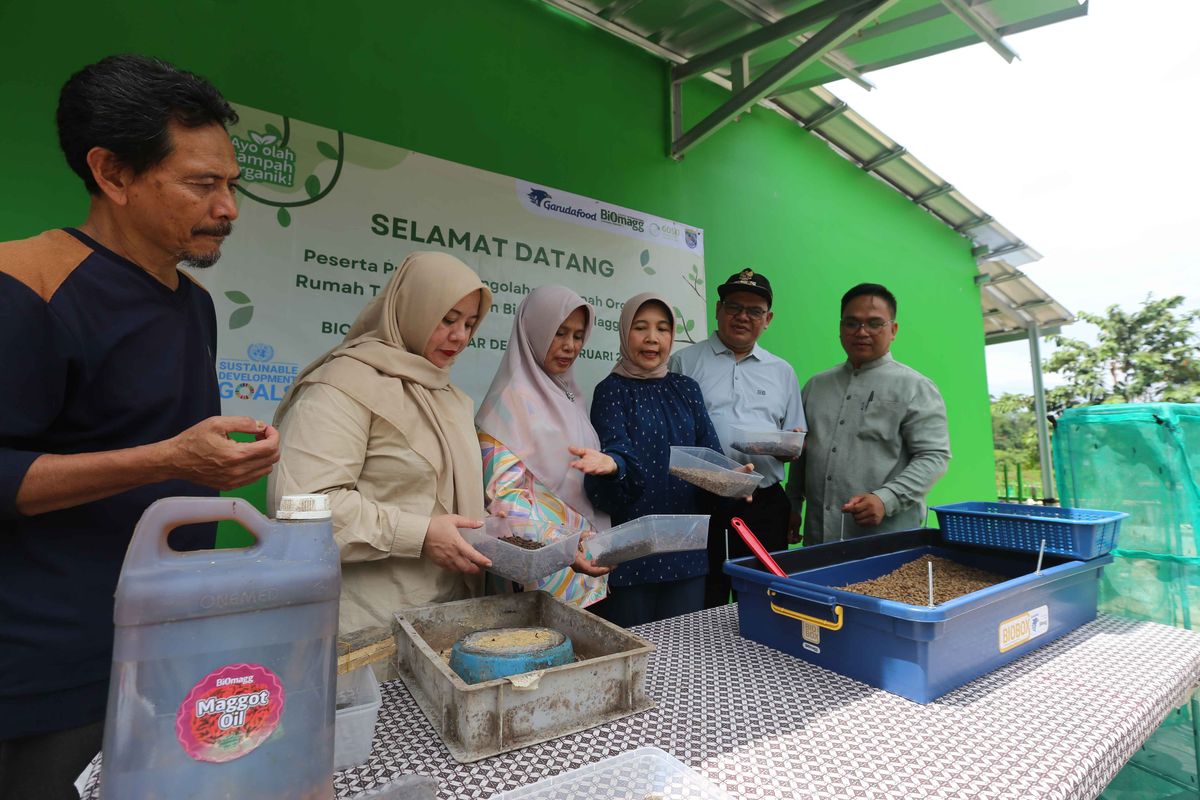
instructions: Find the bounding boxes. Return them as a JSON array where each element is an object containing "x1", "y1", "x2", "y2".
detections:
[
  {"x1": 499, "y1": 535, "x2": 544, "y2": 550},
  {"x1": 593, "y1": 541, "x2": 655, "y2": 567},
  {"x1": 839, "y1": 555, "x2": 1006, "y2": 605},
  {"x1": 669, "y1": 466, "x2": 755, "y2": 495},
  {"x1": 732, "y1": 440, "x2": 802, "y2": 458}
]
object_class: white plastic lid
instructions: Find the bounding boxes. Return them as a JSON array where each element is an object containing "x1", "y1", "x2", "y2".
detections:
[{"x1": 277, "y1": 493, "x2": 332, "y2": 520}]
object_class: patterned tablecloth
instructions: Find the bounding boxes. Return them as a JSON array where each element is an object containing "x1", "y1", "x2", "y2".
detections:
[{"x1": 81, "y1": 608, "x2": 1200, "y2": 799}]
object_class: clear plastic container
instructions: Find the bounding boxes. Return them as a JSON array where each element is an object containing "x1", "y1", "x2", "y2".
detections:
[
  {"x1": 491, "y1": 746, "x2": 732, "y2": 799},
  {"x1": 669, "y1": 446, "x2": 765, "y2": 497},
  {"x1": 585, "y1": 514, "x2": 710, "y2": 567},
  {"x1": 334, "y1": 665, "x2": 382, "y2": 771},
  {"x1": 460, "y1": 517, "x2": 581, "y2": 585},
  {"x1": 730, "y1": 426, "x2": 806, "y2": 459},
  {"x1": 99, "y1": 496, "x2": 340, "y2": 800},
  {"x1": 345, "y1": 775, "x2": 438, "y2": 799}
]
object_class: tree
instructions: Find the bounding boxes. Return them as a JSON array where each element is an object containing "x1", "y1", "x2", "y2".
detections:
[
  {"x1": 1044, "y1": 295, "x2": 1200, "y2": 413},
  {"x1": 991, "y1": 392, "x2": 1039, "y2": 469}
]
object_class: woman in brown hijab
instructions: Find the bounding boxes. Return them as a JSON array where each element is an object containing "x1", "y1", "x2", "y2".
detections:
[{"x1": 268, "y1": 251, "x2": 494, "y2": 638}]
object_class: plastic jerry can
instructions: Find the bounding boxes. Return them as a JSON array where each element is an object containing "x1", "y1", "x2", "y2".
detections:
[{"x1": 99, "y1": 495, "x2": 340, "y2": 799}]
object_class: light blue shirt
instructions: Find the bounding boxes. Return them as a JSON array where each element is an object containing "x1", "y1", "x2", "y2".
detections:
[{"x1": 669, "y1": 333, "x2": 806, "y2": 486}]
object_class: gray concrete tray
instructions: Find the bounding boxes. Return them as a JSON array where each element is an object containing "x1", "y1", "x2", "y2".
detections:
[{"x1": 393, "y1": 591, "x2": 655, "y2": 763}]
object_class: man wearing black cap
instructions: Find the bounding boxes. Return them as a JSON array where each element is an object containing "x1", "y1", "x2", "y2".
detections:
[{"x1": 669, "y1": 269, "x2": 806, "y2": 608}]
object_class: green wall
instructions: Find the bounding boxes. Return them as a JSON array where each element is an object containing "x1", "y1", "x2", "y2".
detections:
[{"x1": 0, "y1": 0, "x2": 995, "y2": 517}]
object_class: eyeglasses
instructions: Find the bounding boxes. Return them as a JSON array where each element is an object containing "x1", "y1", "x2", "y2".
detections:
[
  {"x1": 840, "y1": 317, "x2": 893, "y2": 333},
  {"x1": 721, "y1": 301, "x2": 769, "y2": 320}
]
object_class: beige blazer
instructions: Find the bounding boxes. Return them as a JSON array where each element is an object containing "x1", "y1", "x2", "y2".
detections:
[{"x1": 268, "y1": 382, "x2": 482, "y2": 638}]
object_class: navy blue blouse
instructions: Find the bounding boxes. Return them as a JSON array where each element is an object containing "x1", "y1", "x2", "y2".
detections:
[{"x1": 586, "y1": 372, "x2": 722, "y2": 587}]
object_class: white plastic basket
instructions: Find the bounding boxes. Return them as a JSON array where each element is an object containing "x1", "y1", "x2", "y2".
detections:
[
  {"x1": 334, "y1": 665, "x2": 382, "y2": 771},
  {"x1": 491, "y1": 746, "x2": 732, "y2": 799}
]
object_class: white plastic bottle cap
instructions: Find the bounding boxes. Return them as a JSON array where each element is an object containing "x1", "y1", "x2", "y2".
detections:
[{"x1": 277, "y1": 494, "x2": 332, "y2": 520}]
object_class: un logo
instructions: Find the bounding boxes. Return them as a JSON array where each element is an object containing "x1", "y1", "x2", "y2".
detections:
[{"x1": 247, "y1": 343, "x2": 275, "y2": 362}]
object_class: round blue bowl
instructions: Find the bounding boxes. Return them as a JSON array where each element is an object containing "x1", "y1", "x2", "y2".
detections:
[{"x1": 448, "y1": 626, "x2": 574, "y2": 684}]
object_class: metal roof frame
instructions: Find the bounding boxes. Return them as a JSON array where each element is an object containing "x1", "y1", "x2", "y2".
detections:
[
  {"x1": 669, "y1": 0, "x2": 904, "y2": 159},
  {"x1": 539, "y1": 0, "x2": 1079, "y2": 345}
]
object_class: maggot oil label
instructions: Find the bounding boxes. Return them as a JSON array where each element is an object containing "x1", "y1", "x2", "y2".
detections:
[{"x1": 176, "y1": 663, "x2": 286, "y2": 762}]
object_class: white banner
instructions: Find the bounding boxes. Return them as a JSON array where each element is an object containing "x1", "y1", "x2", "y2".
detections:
[{"x1": 192, "y1": 104, "x2": 709, "y2": 416}]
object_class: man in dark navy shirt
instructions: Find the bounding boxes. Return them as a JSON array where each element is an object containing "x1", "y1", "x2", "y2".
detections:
[{"x1": 0, "y1": 55, "x2": 280, "y2": 799}]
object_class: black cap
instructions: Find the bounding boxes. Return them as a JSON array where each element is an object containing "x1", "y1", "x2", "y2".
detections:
[{"x1": 717, "y1": 269, "x2": 772, "y2": 307}]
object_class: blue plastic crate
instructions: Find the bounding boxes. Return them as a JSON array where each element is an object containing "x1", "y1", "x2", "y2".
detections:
[
  {"x1": 932, "y1": 501, "x2": 1127, "y2": 560},
  {"x1": 726, "y1": 529, "x2": 1110, "y2": 703}
]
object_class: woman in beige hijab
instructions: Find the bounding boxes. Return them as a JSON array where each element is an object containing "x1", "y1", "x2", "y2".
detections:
[{"x1": 268, "y1": 251, "x2": 494, "y2": 638}]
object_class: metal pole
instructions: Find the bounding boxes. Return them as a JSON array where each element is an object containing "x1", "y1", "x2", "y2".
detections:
[
  {"x1": 1192, "y1": 695, "x2": 1200, "y2": 796},
  {"x1": 1028, "y1": 322, "x2": 1056, "y2": 501}
]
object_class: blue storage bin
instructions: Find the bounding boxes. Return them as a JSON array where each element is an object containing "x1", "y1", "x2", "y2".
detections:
[
  {"x1": 726, "y1": 529, "x2": 1110, "y2": 703},
  {"x1": 933, "y1": 501, "x2": 1127, "y2": 559}
]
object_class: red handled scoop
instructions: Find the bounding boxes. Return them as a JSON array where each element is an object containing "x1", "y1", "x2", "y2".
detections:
[{"x1": 731, "y1": 517, "x2": 787, "y2": 578}]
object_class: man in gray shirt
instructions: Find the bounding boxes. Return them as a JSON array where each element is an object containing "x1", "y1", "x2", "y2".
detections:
[
  {"x1": 788, "y1": 283, "x2": 950, "y2": 544},
  {"x1": 670, "y1": 269, "x2": 806, "y2": 607}
]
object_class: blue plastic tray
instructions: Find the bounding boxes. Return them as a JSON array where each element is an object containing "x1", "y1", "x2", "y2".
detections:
[
  {"x1": 727, "y1": 529, "x2": 1110, "y2": 703},
  {"x1": 932, "y1": 501, "x2": 1127, "y2": 559}
]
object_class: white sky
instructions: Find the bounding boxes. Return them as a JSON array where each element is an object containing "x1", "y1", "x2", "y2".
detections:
[{"x1": 828, "y1": 0, "x2": 1200, "y2": 397}]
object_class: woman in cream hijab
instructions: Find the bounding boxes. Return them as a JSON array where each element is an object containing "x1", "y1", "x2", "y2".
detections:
[{"x1": 269, "y1": 251, "x2": 493, "y2": 638}]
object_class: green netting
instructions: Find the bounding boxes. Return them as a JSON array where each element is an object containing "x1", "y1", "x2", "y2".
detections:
[
  {"x1": 1099, "y1": 551, "x2": 1200, "y2": 630},
  {"x1": 1057, "y1": 404, "x2": 1200, "y2": 796},
  {"x1": 1055, "y1": 403, "x2": 1200, "y2": 558}
]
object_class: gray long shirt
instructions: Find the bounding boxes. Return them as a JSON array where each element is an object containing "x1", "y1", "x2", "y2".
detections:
[{"x1": 788, "y1": 353, "x2": 950, "y2": 544}]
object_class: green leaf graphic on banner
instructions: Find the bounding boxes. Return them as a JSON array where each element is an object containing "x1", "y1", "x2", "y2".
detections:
[
  {"x1": 225, "y1": 290, "x2": 251, "y2": 305},
  {"x1": 264, "y1": 123, "x2": 283, "y2": 140},
  {"x1": 317, "y1": 140, "x2": 338, "y2": 160},
  {"x1": 229, "y1": 306, "x2": 254, "y2": 330},
  {"x1": 673, "y1": 304, "x2": 697, "y2": 344},
  {"x1": 305, "y1": 175, "x2": 321, "y2": 198},
  {"x1": 640, "y1": 249, "x2": 655, "y2": 275},
  {"x1": 277, "y1": 208, "x2": 291, "y2": 227}
]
